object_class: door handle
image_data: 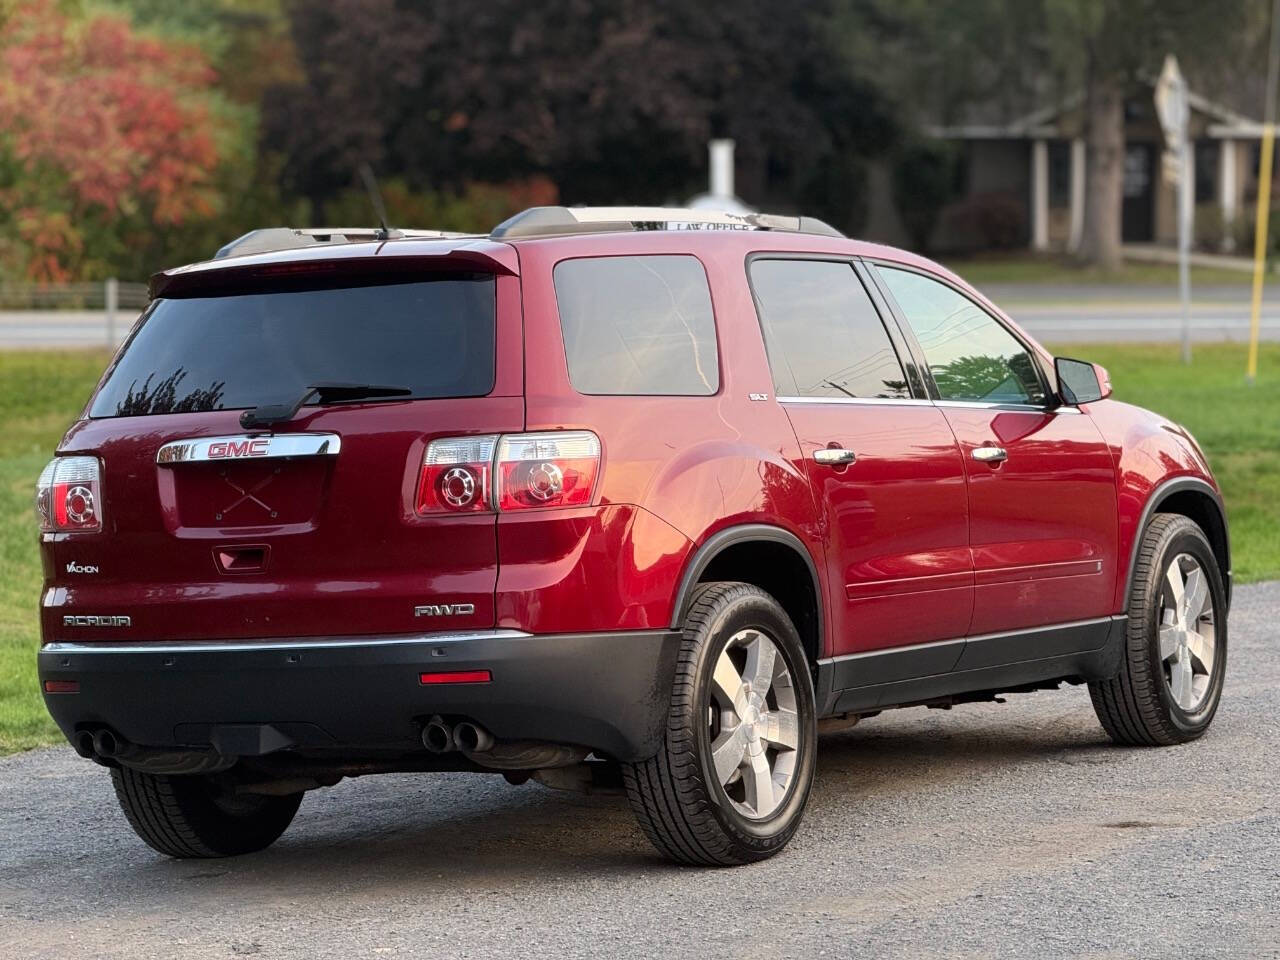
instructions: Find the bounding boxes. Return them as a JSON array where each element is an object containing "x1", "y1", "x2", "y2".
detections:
[
  {"x1": 972, "y1": 445, "x2": 1008, "y2": 464},
  {"x1": 814, "y1": 447, "x2": 857, "y2": 465}
]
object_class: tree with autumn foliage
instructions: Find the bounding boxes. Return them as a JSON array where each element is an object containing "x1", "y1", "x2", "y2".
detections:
[{"x1": 0, "y1": 0, "x2": 235, "y2": 281}]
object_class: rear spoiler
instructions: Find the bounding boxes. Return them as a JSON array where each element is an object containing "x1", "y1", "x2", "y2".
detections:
[
  {"x1": 150, "y1": 242, "x2": 519, "y2": 300},
  {"x1": 213, "y1": 227, "x2": 480, "y2": 260}
]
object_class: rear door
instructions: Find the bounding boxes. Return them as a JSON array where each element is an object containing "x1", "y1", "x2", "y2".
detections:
[
  {"x1": 749, "y1": 257, "x2": 973, "y2": 671},
  {"x1": 872, "y1": 264, "x2": 1118, "y2": 637},
  {"x1": 43, "y1": 259, "x2": 524, "y2": 642}
]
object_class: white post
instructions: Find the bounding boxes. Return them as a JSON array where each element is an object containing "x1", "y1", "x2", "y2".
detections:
[
  {"x1": 709, "y1": 139, "x2": 735, "y2": 200},
  {"x1": 1031, "y1": 139, "x2": 1050, "y2": 251},
  {"x1": 1220, "y1": 138, "x2": 1238, "y2": 251},
  {"x1": 105, "y1": 277, "x2": 118, "y2": 348},
  {"x1": 1068, "y1": 138, "x2": 1087, "y2": 252},
  {"x1": 1179, "y1": 136, "x2": 1193, "y2": 364}
]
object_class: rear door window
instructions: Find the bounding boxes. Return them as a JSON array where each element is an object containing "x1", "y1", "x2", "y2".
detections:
[
  {"x1": 90, "y1": 275, "x2": 496, "y2": 418},
  {"x1": 749, "y1": 259, "x2": 910, "y2": 400},
  {"x1": 553, "y1": 255, "x2": 719, "y2": 395}
]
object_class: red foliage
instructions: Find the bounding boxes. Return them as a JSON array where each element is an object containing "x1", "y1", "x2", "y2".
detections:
[{"x1": 0, "y1": 0, "x2": 224, "y2": 278}]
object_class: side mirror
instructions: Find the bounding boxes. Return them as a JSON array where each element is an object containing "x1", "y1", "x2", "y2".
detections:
[{"x1": 1054, "y1": 357, "x2": 1112, "y2": 405}]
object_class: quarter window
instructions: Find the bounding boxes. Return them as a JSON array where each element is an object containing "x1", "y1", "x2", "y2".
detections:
[
  {"x1": 553, "y1": 255, "x2": 719, "y2": 396},
  {"x1": 877, "y1": 267, "x2": 1046, "y2": 405},
  {"x1": 749, "y1": 260, "x2": 910, "y2": 400}
]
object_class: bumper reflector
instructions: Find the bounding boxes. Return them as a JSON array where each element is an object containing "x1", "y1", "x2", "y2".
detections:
[
  {"x1": 43, "y1": 680, "x2": 80, "y2": 694},
  {"x1": 418, "y1": 669, "x2": 491, "y2": 685}
]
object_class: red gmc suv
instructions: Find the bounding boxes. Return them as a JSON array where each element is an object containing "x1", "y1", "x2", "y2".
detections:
[{"x1": 37, "y1": 207, "x2": 1230, "y2": 866}]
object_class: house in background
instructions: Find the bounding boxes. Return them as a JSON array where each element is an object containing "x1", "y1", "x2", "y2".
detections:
[{"x1": 866, "y1": 78, "x2": 1267, "y2": 255}]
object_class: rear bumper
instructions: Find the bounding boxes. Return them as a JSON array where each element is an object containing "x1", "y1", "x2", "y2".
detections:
[{"x1": 38, "y1": 629, "x2": 681, "y2": 763}]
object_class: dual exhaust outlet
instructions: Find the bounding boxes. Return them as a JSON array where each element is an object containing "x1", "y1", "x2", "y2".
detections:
[
  {"x1": 421, "y1": 715, "x2": 586, "y2": 771},
  {"x1": 422, "y1": 716, "x2": 493, "y2": 755},
  {"x1": 74, "y1": 727, "x2": 124, "y2": 761}
]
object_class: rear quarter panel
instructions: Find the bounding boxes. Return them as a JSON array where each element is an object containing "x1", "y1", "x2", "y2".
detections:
[{"x1": 502, "y1": 233, "x2": 828, "y2": 642}]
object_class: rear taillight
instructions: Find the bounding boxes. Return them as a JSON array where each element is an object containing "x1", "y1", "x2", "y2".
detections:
[
  {"x1": 416, "y1": 435, "x2": 498, "y2": 515},
  {"x1": 495, "y1": 431, "x2": 600, "y2": 511},
  {"x1": 36, "y1": 456, "x2": 103, "y2": 533},
  {"x1": 415, "y1": 431, "x2": 600, "y2": 514}
]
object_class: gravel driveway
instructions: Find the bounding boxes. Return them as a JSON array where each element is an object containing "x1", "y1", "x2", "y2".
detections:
[{"x1": 3, "y1": 584, "x2": 1277, "y2": 960}]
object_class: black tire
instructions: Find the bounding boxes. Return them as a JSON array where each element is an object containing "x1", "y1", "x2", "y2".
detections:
[
  {"x1": 111, "y1": 766, "x2": 303, "y2": 858},
  {"x1": 623, "y1": 581, "x2": 817, "y2": 866},
  {"x1": 1089, "y1": 513, "x2": 1228, "y2": 746}
]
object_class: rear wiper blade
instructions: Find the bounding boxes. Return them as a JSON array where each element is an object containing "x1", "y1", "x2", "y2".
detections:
[{"x1": 239, "y1": 382, "x2": 412, "y2": 429}]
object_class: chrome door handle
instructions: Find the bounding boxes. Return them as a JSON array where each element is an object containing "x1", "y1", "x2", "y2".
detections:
[
  {"x1": 814, "y1": 448, "x2": 857, "y2": 465},
  {"x1": 972, "y1": 445, "x2": 1008, "y2": 463}
]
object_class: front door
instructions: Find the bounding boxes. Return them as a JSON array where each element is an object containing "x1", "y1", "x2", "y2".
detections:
[
  {"x1": 873, "y1": 265, "x2": 1119, "y2": 638},
  {"x1": 748, "y1": 258, "x2": 972, "y2": 667},
  {"x1": 1122, "y1": 142, "x2": 1156, "y2": 243}
]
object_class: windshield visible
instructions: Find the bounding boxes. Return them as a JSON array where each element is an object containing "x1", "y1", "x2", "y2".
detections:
[{"x1": 90, "y1": 275, "x2": 496, "y2": 418}]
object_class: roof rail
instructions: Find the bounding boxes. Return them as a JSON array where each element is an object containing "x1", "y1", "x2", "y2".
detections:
[
  {"x1": 489, "y1": 206, "x2": 845, "y2": 240},
  {"x1": 213, "y1": 227, "x2": 479, "y2": 260}
]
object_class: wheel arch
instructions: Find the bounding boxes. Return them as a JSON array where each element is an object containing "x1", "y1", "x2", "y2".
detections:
[
  {"x1": 670, "y1": 525, "x2": 824, "y2": 668},
  {"x1": 1125, "y1": 477, "x2": 1231, "y2": 612}
]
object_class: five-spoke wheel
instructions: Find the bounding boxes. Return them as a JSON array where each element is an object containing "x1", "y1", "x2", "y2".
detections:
[
  {"x1": 623, "y1": 581, "x2": 816, "y2": 865},
  {"x1": 1158, "y1": 553, "x2": 1217, "y2": 713},
  {"x1": 1090, "y1": 514, "x2": 1227, "y2": 745},
  {"x1": 708, "y1": 628, "x2": 801, "y2": 819}
]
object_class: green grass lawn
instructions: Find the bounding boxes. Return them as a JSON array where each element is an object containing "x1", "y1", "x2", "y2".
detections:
[
  {"x1": 0, "y1": 350, "x2": 110, "y2": 752},
  {"x1": 0, "y1": 344, "x2": 1276, "y2": 753},
  {"x1": 1045, "y1": 342, "x2": 1280, "y2": 586},
  {"x1": 945, "y1": 253, "x2": 1255, "y2": 288}
]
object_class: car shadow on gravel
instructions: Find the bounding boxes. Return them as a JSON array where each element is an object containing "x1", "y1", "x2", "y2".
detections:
[{"x1": 66, "y1": 703, "x2": 1127, "y2": 895}]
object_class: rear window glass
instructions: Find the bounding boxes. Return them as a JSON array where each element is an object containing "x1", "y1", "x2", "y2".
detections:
[
  {"x1": 90, "y1": 276, "x2": 496, "y2": 418},
  {"x1": 553, "y1": 255, "x2": 719, "y2": 395},
  {"x1": 750, "y1": 259, "x2": 909, "y2": 400}
]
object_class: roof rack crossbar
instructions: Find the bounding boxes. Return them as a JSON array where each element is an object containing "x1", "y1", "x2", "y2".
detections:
[{"x1": 489, "y1": 206, "x2": 844, "y2": 239}]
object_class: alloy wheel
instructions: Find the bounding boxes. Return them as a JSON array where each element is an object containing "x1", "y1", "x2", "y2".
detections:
[
  {"x1": 1159, "y1": 552, "x2": 1217, "y2": 712},
  {"x1": 707, "y1": 628, "x2": 801, "y2": 819}
]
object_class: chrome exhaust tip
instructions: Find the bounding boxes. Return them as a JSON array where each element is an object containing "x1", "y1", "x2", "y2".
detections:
[
  {"x1": 72, "y1": 730, "x2": 96, "y2": 759},
  {"x1": 421, "y1": 716, "x2": 455, "y2": 754},
  {"x1": 453, "y1": 721, "x2": 494, "y2": 754},
  {"x1": 91, "y1": 728, "x2": 122, "y2": 759}
]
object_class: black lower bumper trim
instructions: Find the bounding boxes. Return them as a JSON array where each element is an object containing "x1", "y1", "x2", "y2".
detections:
[{"x1": 39, "y1": 629, "x2": 681, "y2": 763}]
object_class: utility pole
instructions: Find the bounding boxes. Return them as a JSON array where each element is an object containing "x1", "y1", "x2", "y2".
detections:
[
  {"x1": 1248, "y1": 0, "x2": 1280, "y2": 383},
  {"x1": 1155, "y1": 55, "x2": 1192, "y2": 364},
  {"x1": 105, "y1": 277, "x2": 118, "y2": 349}
]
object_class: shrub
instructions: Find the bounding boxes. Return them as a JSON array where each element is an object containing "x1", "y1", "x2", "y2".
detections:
[
  {"x1": 1194, "y1": 203, "x2": 1226, "y2": 252},
  {"x1": 890, "y1": 141, "x2": 960, "y2": 253},
  {"x1": 936, "y1": 191, "x2": 1027, "y2": 253}
]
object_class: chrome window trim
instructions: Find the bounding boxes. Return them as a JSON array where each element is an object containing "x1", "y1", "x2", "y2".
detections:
[
  {"x1": 42, "y1": 630, "x2": 530, "y2": 655},
  {"x1": 777, "y1": 396, "x2": 930, "y2": 406},
  {"x1": 933, "y1": 400, "x2": 1081, "y2": 415},
  {"x1": 777, "y1": 395, "x2": 1080, "y2": 414},
  {"x1": 156, "y1": 432, "x2": 342, "y2": 465}
]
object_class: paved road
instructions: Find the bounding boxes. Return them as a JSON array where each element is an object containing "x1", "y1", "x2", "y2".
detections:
[
  {"x1": 0, "y1": 311, "x2": 139, "y2": 349},
  {"x1": 7, "y1": 300, "x2": 1280, "y2": 350},
  {"x1": 2, "y1": 583, "x2": 1278, "y2": 960},
  {"x1": 1010, "y1": 304, "x2": 1280, "y2": 344}
]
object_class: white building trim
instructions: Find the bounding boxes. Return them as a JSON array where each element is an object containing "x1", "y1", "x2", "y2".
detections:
[
  {"x1": 1220, "y1": 139, "x2": 1238, "y2": 251},
  {"x1": 1069, "y1": 138, "x2": 1086, "y2": 252},
  {"x1": 1031, "y1": 139, "x2": 1050, "y2": 251}
]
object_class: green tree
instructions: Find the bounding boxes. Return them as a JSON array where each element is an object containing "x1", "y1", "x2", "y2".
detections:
[
  {"x1": 1041, "y1": 0, "x2": 1256, "y2": 270},
  {"x1": 263, "y1": 0, "x2": 899, "y2": 233},
  {"x1": 835, "y1": 0, "x2": 1264, "y2": 268},
  {"x1": 0, "y1": 0, "x2": 238, "y2": 281}
]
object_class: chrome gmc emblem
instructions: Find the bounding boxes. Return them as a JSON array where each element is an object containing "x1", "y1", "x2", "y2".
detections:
[
  {"x1": 157, "y1": 433, "x2": 341, "y2": 465},
  {"x1": 207, "y1": 438, "x2": 270, "y2": 459}
]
